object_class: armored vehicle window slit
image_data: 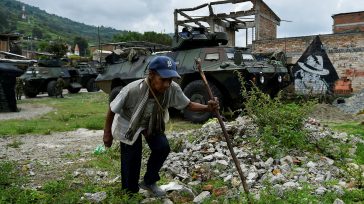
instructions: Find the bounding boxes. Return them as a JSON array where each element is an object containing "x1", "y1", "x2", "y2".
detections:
[{"x1": 205, "y1": 53, "x2": 219, "y2": 61}]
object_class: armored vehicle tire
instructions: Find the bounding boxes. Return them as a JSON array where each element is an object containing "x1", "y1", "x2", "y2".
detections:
[
  {"x1": 86, "y1": 78, "x2": 100, "y2": 92},
  {"x1": 47, "y1": 81, "x2": 57, "y2": 97},
  {"x1": 68, "y1": 87, "x2": 81, "y2": 94},
  {"x1": 109, "y1": 86, "x2": 123, "y2": 103},
  {"x1": 183, "y1": 80, "x2": 223, "y2": 123}
]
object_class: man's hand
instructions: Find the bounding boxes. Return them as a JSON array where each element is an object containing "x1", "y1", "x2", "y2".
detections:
[
  {"x1": 103, "y1": 131, "x2": 113, "y2": 148},
  {"x1": 207, "y1": 97, "x2": 219, "y2": 112}
]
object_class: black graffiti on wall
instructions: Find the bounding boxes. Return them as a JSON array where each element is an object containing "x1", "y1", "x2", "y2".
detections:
[{"x1": 293, "y1": 36, "x2": 339, "y2": 95}]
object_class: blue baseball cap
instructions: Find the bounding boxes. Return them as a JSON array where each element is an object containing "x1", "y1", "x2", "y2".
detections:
[{"x1": 148, "y1": 56, "x2": 181, "y2": 79}]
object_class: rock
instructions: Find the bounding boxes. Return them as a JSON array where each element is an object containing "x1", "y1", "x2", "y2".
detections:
[
  {"x1": 29, "y1": 171, "x2": 35, "y2": 176},
  {"x1": 193, "y1": 191, "x2": 210, "y2": 203},
  {"x1": 213, "y1": 152, "x2": 225, "y2": 159},
  {"x1": 273, "y1": 184, "x2": 284, "y2": 197},
  {"x1": 109, "y1": 176, "x2": 121, "y2": 184},
  {"x1": 315, "y1": 174, "x2": 325, "y2": 183},
  {"x1": 163, "y1": 198, "x2": 174, "y2": 204},
  {"x1": 83, "y1": 191, "x2": 107, "y2": 203},
  {"x1": 202, "y1": 155, "x2": 214, "y2": 162},
  {"x1": 223, "y1": 175, "x2": 232, "y2": 182},
  {"x1": 283, "y1": 181, "x2": 299, "y2": 189},
  {"x1": 216, "y1": 160, "x2": 229, "y2": 166},
  {"x1": 321, "y1": 156, "x2": 334, "y2": 165},
  {"x1": 333, "y1": 198, "x2": 345, "y2": 204},
  {"x1": 265, "y1": 157, "x2": 274, "y2": 168},
  {"x1": 141, "y1": 198, "x2": 158, "y2": 203},
  {"x1": 247, "y1": 172, "x2": 258, "y2": 181},
  {"x1": 306, "y1": 161, "x2": 317, "y2": 168},
  {"x1": 73, "y1": 171, "x2": 81, "y2": 178},
  {"x1": 231, "y1": 177, "x2": 241, "y2": 187},
  {"x1": 315, "y1": 186, "x2": 327, "y2": 195},
  {"x1": 272, "y1": 168, "x2": 281, "y2": 175},
  {"x1": 270, "y1": 173, "x2": 286, "y2": 185},
  {"x1": 160, "y1": 182, "x2": 185, "y2": 192},
  {"x1": 281, "y1": 155, "x2": 293, "y2": 165},
  {"x1": 188, "y1": 181, "x2": 201, "y2": 186}
]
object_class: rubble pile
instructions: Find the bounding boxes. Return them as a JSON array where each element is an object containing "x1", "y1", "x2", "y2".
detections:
[
  {"x1": 334, "y1": 89, "x2": 364, "y2": 114},
  {"x1": 153, "y1": 116, "x2": 364, "y2": 202}
]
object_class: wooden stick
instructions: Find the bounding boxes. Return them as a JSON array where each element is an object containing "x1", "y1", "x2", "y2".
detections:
[{"x1": 195, "y1": 58, "x2": 251, "y2": 199}]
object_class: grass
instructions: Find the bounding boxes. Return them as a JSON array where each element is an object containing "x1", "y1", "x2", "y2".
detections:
[
  {"x1": 328, "y1": 121, "x2": 364, "y2": 137},
  {"x1": 0, "y1": 92, "x2": 109, "y2": 136},
  {"x1": 1, "y1": 92, "x2": 201, "y2": 137}
]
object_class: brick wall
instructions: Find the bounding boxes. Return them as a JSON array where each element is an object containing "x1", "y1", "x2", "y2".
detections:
[
  {"x1": 256, "y1": 1, "x2": 278, "y2": 40},
  {"x1": 333, "y1": 12, "x2": 364, "y2": 33},
  {"x1": 258, "y1": 15, "x2": 277, "y2": 40},
  {"x1": 253, "y1": 32, "x2": 364, "y2": 92}
]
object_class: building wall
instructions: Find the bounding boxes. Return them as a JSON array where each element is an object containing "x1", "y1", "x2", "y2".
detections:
[
  {"x1": 0, "y1": 41, "x2": 9, "y2": 52},
  {"x1": 257, "y1": 15, "x2": 277, "y2": 40},
  {"x1": 333, "y1": 12, "x2": 364, "y2": 33},
  {"x1": 252, "y1": 32, "x2": 364, "y2": 92},
  {"x1": 256, "y1": 1, "x2": 278, "y2": 40}
]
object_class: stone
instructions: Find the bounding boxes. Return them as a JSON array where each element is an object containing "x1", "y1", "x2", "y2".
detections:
[
  {"x1": 306, "y1": 161, "x2": 317, "y2": 168},
  {"x1": 193, "y1": 191, "x2": 211, "y2": 203},
  {"x1": 247, "y1": 172, "x2": 258, "y2": 181},
  {"x1": 83, "y1": 191, "x2": 107, "y2": 203},
  {"x1": 333, "y1": 198, "x2": 345, "y2": 204},
  {"x1": 231, "y1": 177, "x2": 241, "y2": 187},
  {"x1": 315, "y1": 186, "x2": 327, "y2": 195},
  {"x1": 162, "y1": 198, "x2": 174, "y2": 204},
  {"x1": 281, "y1": 155, "x2": 293, "y2": 165},
  {"x1": 283, "y1": 181, "x2": 299, "y2": 189},
  {"x1": 272, "y1": 168, "x2": 281, "y2": 175},
  {"x1": 223, "y1": 175, "x2": 232, "y2": 182},
  {"x1": 264, "y1": 157, "x2": 274, "y2": 168},
  {"x1": 273, "y1": 184, "x2": 284, "y2": 197},
  {"x1": 202, "y1": 155, "x2": 214, "y2": 162},
  {"x1": 213, "y1": 152, "x2": 225, "y2": 159},
  {"x1": 216, "y1": 160, "x2": 229, "y2": 166}
]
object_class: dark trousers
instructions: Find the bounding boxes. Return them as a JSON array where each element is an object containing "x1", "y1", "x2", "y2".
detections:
[{"x1": 120, "y1": 133, "x2": 170, "y2": 193}]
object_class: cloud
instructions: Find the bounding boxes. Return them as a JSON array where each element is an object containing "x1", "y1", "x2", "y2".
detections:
[{"x1": 18, "y1": 0, "x2": 364, "y2": 38}]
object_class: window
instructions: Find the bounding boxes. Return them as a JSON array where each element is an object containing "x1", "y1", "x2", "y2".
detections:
[{"x1": 205, "y1": 53, "x2": 219, "y2": 61}]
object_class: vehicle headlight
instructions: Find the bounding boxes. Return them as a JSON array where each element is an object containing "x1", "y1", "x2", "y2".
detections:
[
  {"x1": 260, "y1": 75, "x2": 264, "y2": 84},
  {"x1": 278, "y1": 75, "x2": 282, "y2": 83}
]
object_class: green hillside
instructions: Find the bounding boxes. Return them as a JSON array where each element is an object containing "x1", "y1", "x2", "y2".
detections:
[{"x1": 0, "y1": 0, "x2": 123, "y2": 44}]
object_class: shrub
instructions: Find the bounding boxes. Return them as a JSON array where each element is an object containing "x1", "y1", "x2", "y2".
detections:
[{"x1": 237, "y1": 73, "x2": 315, "y2": 157}]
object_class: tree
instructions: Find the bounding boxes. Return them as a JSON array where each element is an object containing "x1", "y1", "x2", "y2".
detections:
[
  {"x1": 73, "y1": 36, "x2": 88, "y2": 56},
  {"x1": 0, "y1": 7, "x2": 9, "y2": 33},
  {"x1": 32, "y1": 27, "x2": 43, "y2": 39},
  {"x1": 46, "y1": 40, "x2": 67, "y2": 58},
  {"x1": 112, "y1": 31, "x2": 172, "y2": 46}
]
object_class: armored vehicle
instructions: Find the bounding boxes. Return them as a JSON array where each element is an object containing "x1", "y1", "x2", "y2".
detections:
[
  {"x1": 75, "y1": 62, "x2": 100, "y2": 92},
  {"x1": 20, "y1": 60, "x2": 99, "y2": 98},
  {"x1": 96, "y1": 28, "x2": 290, "y2": 123}
]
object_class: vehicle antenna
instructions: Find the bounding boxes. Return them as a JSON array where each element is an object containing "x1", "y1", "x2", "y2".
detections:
[{"x1": 98, "y1": 26, "x2": 102, "y2": 67}]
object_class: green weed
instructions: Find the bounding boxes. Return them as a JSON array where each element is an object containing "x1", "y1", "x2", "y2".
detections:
[
  {"x1": 6, "y1": 140, "x2": 24, "y2": 148},
  {"x1": 237, "y1": 73, "x2": 315, "y2": 157}
]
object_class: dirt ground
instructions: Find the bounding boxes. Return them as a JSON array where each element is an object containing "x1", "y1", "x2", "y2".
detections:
[{"x1": 0, "y1": 102, "x2": 362, "y2": 187}]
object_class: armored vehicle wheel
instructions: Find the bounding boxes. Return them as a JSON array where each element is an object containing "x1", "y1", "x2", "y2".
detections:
[
  {"x1": 47, "y1": 81, "x2": 57, "y2": 97},
  {"x1": 68, "y1": 87, "x2": 81, "y2": 93},
  {"x1": 109, "y1": 86, "x2": 123, "y2": 103},
  {"x1": 183, "y1": 80, "x2": 223, "y2": 123},
  {"x1": 86, "y1": 78, "x2": 100, "y2": 92}
]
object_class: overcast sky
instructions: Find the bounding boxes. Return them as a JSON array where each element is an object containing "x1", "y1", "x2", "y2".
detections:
[{"x1": 17, "y1": 0, "x2": 364, "y2": 45}]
